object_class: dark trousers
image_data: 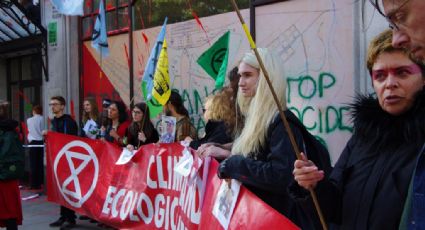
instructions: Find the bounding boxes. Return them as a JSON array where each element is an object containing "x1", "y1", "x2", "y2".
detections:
[
  {"x1": 5, "y1": 218, "x2": 17, "y2": 230},
  {"x1": 29, "y1": 140, "x2": 44, "y2": 188},
  {"x1": 60, "y1": 206, "x2": 76, "y2": 220}
]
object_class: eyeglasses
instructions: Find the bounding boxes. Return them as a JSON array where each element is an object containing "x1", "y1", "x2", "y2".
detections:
[
  {"x1": 369, "y1": 0, "x2": 411, "y2": 30},
  {"x1": 371, "y1": 63, "x2": 421, "y2": 82}
]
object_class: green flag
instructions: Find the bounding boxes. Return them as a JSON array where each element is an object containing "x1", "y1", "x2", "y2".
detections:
[
  {"x1": 142, "y1": 81, "x2": 163, "y2": 118},
  {"x1": 197, "y1": 31, "x2": 230, "y2": 89}
]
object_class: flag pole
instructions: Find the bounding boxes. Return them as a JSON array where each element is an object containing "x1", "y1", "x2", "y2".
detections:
[
  {"x1": 230, "y1": 1, "x2": 328, "y2": 229},
  {"x1": 137, "y1": 105, "x2": 147, "y2": 149}
]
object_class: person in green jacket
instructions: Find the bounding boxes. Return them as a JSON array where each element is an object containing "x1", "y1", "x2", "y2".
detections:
[{"x1": 0, "y1": 100, "x2": 24, "y2": 230}]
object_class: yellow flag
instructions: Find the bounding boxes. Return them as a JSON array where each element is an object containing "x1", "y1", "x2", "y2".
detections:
[{"x1": 152, "y1": 39, "x2": 171, "y2": 105}]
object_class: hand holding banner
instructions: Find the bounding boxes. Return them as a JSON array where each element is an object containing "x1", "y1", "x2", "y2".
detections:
[{"x1": 45, "y1": 133, "x2": 299, "y2": 229}]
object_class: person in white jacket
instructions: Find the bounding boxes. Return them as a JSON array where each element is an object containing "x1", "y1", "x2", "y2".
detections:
[{"x1": 26, "y1": 105, "x2": 44, "y2": 190}]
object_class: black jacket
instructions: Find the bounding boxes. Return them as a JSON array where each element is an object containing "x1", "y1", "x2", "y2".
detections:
[
  {"x1": 292, "y1": 90, "x2": 425, "y2": 230},
  {"x1": 0, "y1": 119, "x2": 18, "y2": 132},
  {"x1": 51, "y1": 114, "x2": 78, "y2": 136},
  {"x1": 189, "y1": 120, "x2": 233, "y2": 150},
  {"x1": 219, "y1": 110, "x2": 322, "y2": 229},
  {"x1": 126, "y1": 122, "x2": 159, "y2": 147}
]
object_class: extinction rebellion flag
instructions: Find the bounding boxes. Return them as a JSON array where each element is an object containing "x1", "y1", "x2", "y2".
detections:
[
  {"x1": 197, "y1": 31, "x2": 230, "y2": 89},
  {"x1": 91, "y1": 0, "x2": 109, "y2": 57}
]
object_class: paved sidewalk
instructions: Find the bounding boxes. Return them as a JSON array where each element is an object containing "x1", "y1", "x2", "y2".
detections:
[{"x1": 20, "y1": 188, "x2": 102, "y2": 230}]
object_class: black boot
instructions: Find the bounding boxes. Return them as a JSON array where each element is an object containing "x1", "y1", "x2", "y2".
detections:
[
  {"x1": 59, "y1": 219, "x2": 76, "y2": 230},
  {"x1": 5, "y1": 218, "x2": 17, "y2": 230},
  {"x1": 49, "y1": 217, "x2": 66, "y2": 227}
]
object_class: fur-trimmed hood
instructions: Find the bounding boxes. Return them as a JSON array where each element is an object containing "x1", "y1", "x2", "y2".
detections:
[{"x1": 350, "y1": 89, "x2": 425, "y2": 145}]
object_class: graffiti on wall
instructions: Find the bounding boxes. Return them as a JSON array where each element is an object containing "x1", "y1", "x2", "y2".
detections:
[
  {"x1": 83, "y1": 0, "x2": 358, "y2": 162},
  {"x1": 255, "y1": 0, "x2": 356, "y2": 161},
  {"x1": 287, "y1": 72, "x2": 352, "y2": 147}
]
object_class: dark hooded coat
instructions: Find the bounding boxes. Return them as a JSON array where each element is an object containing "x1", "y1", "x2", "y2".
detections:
[{"x1": 291, "y1": 89, "x2": 425, "y2": 229}]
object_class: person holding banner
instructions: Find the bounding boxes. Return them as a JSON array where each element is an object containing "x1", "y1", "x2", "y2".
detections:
[
  {"x1": 186, "y1": 90, "x2": 235, "y2": 150},
  {"x1": 104, "y1": 101, "x2": 130, "y2": 147},
  {"x1": 206, "y1": 48, "x2": 323, "y2": 229},
  {"x1": 126, "y1": 102, "x2": 159, "y2": 151},
  {"x1": 0, "y1": 101, "x2": 24, "y2": 230},
  {"x1": 292, "y1": 30, "x2": 425, "y2": 229},
  {"x1": 47, "y1": 96, "x2": 79, "y2": 228},
  {"x1": 78, "y1": 98, "x2": 100, "y2": 224},
  {"x1": 80, "y1": 97, "x2": 100, "y2": 139},
  {"x1": 27, "y1": 105, "x2": 44, "y2": 190},
  {"x1": 164, "y1": 91, "x2": 197, "y2": 142}
]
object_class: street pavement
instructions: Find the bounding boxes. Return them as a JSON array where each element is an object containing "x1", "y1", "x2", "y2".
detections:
[{"x1": 20, "y1": 188, "x2": 102, "y2": 230}]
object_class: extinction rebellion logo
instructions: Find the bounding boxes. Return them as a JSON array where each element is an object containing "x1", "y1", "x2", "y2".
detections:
[{"x1": 53, "y1": 140, "x2": 99, "y2": 208}]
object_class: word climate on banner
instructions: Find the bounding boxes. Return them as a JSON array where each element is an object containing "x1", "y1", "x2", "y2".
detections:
[
  {"x1": 45, "y1": 132, "x2": 202, "y2": 229},
  {"x1": 45, "y1": 132, "x2": 299, "y2": 229}
]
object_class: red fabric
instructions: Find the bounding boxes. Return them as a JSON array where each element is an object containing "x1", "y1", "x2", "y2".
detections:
[
  {"x1": 45, "y1": 133, "x2": 299, "y2": 229},
  {"x1": 0, "y1": 180, "x2": 23, "y2": 227},
  {"x1": 114, "y1": 120, "x2": 130, "y2": 146},
  {"x1": 199, "y1": 160, "x2": 300, "y2": 230},
  {"x1": 20, "y1": 122, "x2": 28, "y2": 144},
  {"x1": 82, "y1": 44, "x2": 126, "y2": 109}
]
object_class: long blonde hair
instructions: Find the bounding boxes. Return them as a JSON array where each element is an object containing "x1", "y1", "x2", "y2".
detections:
[
  {"x1": 205, "y1": 90, "x2": 236, "y2": 136},
  {"x1": 231, "y1": 48, "x2": 287, "y2": 156}
]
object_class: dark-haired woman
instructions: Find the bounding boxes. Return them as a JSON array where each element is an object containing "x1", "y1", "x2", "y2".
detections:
[
  {"x1": 103, "y1": 101, "x2": 130, "y2": 147},
  {"x1": 126, "y1": 102, "x2": 159, "y2": 151},
  {"x1": 164, "y1": 91, "x2": 197, "y2": 142}
]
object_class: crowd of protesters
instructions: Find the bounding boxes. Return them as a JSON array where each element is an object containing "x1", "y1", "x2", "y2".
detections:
[{"x1": 1, "y1": 0, "x2": 425, "y2": 229}]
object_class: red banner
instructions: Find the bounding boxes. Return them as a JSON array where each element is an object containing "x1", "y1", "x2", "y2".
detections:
[{"x1": 46, "y1": 132, "x2": 298, "y2": 229}]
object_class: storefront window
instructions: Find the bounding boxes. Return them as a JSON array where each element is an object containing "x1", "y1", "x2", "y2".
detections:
[
  {"x1": 133, "y1": 0, "x2": 250, "y2": 30},
  {"x1": 81, "y1": 0, "x2": 249, "y2": 40},
  {"x1": 81, "y1": 0, "x2": 129, "y2": 40}
]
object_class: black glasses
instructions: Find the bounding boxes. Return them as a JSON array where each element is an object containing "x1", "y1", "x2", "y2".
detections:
[{"x1": 369, "y1": 0, "x2": 411, "y2": 30}]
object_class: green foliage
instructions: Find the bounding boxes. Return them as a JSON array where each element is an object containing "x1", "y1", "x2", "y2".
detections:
[{"x1": 134, "y1": 0, "x2": 250, "y2": 29}]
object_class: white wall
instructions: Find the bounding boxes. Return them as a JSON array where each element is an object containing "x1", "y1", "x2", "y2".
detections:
[
  {"x1": 45, "y1": 0, "x2": 390, "y2": 163},
  {"x1": 356, "y1": 0, "x2": 389, "y2": 94},
  {"x1": 42, "y1": 0, "x2": 79, "y2": 120},
  {"x1": 252, "y1": 0, "x2": 389, "y2": 162},
  {"x1": 254, "y1": 0, "x2": 354, "y2": 162}
]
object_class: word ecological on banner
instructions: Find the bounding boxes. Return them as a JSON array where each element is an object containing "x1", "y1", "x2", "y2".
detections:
[{"x1": 45, "y1": 132, "x2": 299, "y2": 229}]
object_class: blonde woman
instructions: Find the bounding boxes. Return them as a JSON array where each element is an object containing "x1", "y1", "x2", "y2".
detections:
[
  {"x1": 200, "y1": 48, "x2": 321, "y2": 229},
  {"x1": 186, "y1": 90, "x2": 236, "y2": 149}
]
